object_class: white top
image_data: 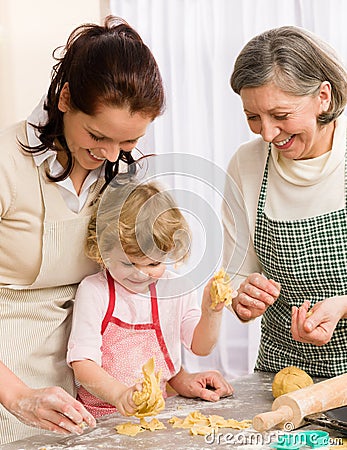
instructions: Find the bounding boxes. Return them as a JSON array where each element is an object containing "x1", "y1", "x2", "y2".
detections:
[
  {"x1": 67, "y1": 270, "x2": 201, "y2": 371},
  {"x1": 222, "y1": 115, "x2": 347, "y2": 289},
  {"x1": 26, "y1": 97, "x2": 104, "y2": 213}
]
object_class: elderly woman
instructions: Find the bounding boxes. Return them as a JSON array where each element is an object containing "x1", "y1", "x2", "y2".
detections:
[{"x1": 223, "y1": 26, "x2": 347, "y2": 378}]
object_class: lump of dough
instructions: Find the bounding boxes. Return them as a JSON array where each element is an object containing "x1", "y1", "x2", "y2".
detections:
[
  {"x1": 210, "y1": 268, "x2": 233, "y2": 309},
  {"x1": 132, "y1": 357, "x2": 165, "y2": 417},
  {"x1": 272, "y1": 366, "x2": 314, "y2": 398}
]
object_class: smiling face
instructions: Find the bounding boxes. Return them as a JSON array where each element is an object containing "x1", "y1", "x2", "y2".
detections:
[
  {"x1": 240, "y1": 82, "x2": 335, "y2": 160},
  {"x1": 107, "y1": 247, "x2": 166, "y2": 294},
  {"x1": 58, "y1": 83, "x2": 152, "y2": 173}
]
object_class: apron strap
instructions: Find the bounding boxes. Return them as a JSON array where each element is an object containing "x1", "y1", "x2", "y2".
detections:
[
  {"x1": 150, "y1": 283, "x2": 175, "y2": 374},
  {"x1": 101, "y1": 270, "x2": 116, "y2": 334},
  {"x1": 102, "y1": 274, "x2": 176, "y2": 375}
]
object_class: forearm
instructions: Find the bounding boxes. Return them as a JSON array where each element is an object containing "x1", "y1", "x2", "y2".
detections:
[
  {"x1": 0, "y1": 361, "x2": 96, "y2": 433},
  {"x1": 71, "y1": 359, "x2": 127, "y2": 406},
  {"x1": 340, "y1": 295, "x2": 347, "y2": 319},
  {"x1": 191, "y1": 310, "x2": 223, "y2": 356},
  {"x1": 0, "y1": 361, "x2": 30, "y2": 408}
]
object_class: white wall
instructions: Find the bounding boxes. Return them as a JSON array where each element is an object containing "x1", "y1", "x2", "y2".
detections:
[{"x1": 0, "y1": 0, "x2": 102, "y2": 129}]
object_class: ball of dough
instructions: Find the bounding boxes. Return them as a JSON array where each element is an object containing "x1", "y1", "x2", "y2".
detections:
[{"x1": 272, "y1": 366, "x2": 313, "y2": 398}]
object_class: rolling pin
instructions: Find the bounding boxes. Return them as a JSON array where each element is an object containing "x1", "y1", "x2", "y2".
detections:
[{"x1": 253, "y1": 373, "x2": 347, "y2": 432}]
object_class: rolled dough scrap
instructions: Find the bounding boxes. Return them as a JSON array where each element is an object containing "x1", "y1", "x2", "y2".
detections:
[
  {"x1": 115, "y1": 418, "x2": 166, "y2": 436},
  {"x1": 210, "y1": 268, "x2": 233, "y2": 309},
  {"x1": 272, "y1": 366, "x2": 314, "y2": 398},
  {"x1": 169, "y1": 411, "x2": 252, "y2": 435},
  {"x1": 140, "y1": 417, "x2": 166, "y2": 431},
  {"x1": 115, "y1": 411, "x2": 251, "y2": 438},
  {"x1": 190, "y1": 425, "x2": 218, "y2": 436},
  {"x1": 132, "y1": 357, "x2": 165, "y2": 417},
  {"x1": 115, "y1": 422, "x2": 145, "y2": 436}
]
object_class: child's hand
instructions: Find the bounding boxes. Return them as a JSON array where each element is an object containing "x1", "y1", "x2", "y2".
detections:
[
  {"x1": 205, "y1": 269, "x2": 234, "y2": 313},
  {"x1": 201, "y1": 279, "x2": 218, "y2": 313},
  {"x1": 202, "y1": 279, "x2": 227, "y2": 314},
  {"x1": 114, "y1": 383, "x2": 143, "y2": 416},
  {"x1": 192, "y1": 274, "x2": 231, "y2": 356}
]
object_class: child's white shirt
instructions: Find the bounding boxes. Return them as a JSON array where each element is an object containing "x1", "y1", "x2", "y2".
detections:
[{"x1": 67, "y1": 269, "x2": 201, "y2": 374}]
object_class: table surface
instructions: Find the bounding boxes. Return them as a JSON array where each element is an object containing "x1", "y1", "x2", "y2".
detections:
[{"x1": 1, "y1": 372, "x2": 342, "y2": 450}]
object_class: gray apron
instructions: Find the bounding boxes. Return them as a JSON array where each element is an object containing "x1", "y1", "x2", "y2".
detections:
[
  {"x1": 0, "y1": 164, "x2": 101, "y2": 444},
  {"x1": 254, "y1": 145, "x2": 347, "y2": 377}
]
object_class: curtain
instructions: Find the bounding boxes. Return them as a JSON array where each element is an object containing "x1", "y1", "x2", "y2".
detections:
[{"x1": 108, "y1": 0, "x2": 347, "y2": 379}]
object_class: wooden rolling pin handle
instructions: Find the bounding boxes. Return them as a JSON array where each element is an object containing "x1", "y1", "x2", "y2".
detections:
[{"x1": 253, "y1": 405, "x2": 293, "y2": 432}]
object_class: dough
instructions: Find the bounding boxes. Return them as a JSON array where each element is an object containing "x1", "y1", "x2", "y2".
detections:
[
  {"x1": 210, "y1": 268, "x2": 233, "y2": 309},
  {"x1": 115, "y1": 418, "x2": 166, "y2": 436},
  {"x1": 272, "y1": 366, "x2": 314, "y2": 398},
  {"x1": 115, "y1": 411, "x2": 251, "y2": 437},
  {"x1": 132, "y1": 357, "x2": 165, "y2": 417},
  {"x1": 169, "y1": 411, "x2": 252, "y2": 435},
  {"x1": 140, "y1": 417, "x2": 166, "y2": 431},
  {"x1": 115, "y1": 422, "x2": 145, "y2": 436}
]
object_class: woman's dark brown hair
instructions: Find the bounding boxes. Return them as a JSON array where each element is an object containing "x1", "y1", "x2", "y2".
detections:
[{"x1": 26, "y1": 16, "x2": 165, "y2": 186}]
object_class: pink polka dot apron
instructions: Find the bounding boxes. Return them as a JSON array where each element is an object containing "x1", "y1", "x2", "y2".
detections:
[{"x1": 77, "y1": 271, "x2": 176, "y2": 417}]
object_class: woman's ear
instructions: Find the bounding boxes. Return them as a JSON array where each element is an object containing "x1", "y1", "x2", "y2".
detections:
[
  {"x1": 318, "y1": 81, "x2": 332, "y2": 113},
  {"x1": 58, "y1": 82, "x2": 71, "y2": 113}
]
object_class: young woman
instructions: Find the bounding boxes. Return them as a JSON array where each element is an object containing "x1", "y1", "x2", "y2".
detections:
[{"x1": 0, "y1": 15, "x2": 231, "y2": 445}]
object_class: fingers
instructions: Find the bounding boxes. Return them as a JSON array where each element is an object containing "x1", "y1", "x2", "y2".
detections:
[
  {"x1": 11, "y1": 386, "x2": 96, "y2": 435},
  {"x1": 70, "y1": 400, "x2": 96, "y2": 428},
  {"x1": 244, "y1": 274, "x2": 280, "y2": 304},
  {"x1": 233, "y1": 275, "x2": 280, "y2": 321},
  {"x1": 198, "y1": 388, "x2": 220, "y2": 402},
  {"x1": 269, "y1": 279, "x2": 281, "y2": 291},
  {"x1": 196, "y1": 371, "x2": 234, "y2": 402},
  {"x1": 116, "y1": 386, "x2": 139, "y2": 417},
  {"x1": 61, "y1": 403, "x2": 95, "y2": 431},
  {"x1": 37, "y1": 411, "x2": 83, "y2": 435},
  {"x1": 291, "y1": 300, "x2": 336, "y2": 346},
  {"x1": 46, "y1": 388, "x2": 96, "y2": 432}
]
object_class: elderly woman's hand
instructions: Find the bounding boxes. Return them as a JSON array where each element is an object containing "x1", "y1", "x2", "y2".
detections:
[
  {"x1": 232, "y1": 273, "x2": 281, "y2": 321},
  {"x1": 291, "y1": 297, "x2": 347, "y2": 346},
  {"x1": 4, "y1": 384, "x2": 96, "y2": 435}
]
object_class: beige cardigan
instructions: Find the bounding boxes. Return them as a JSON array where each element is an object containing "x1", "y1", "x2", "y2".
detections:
[{"x1": 0, "y1": 121, "x2": 101, "y2": 287}]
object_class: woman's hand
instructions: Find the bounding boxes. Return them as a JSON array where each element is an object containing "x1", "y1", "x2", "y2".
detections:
[
  {"x1": 5, "y1": 385, "x2": 96, "y2": 435},
  {"x1": 168, "y1": 367, "x2": 233, "y2": 402},
  {"x1": 291, "y1": 296, "x2": 347, "y2": 345},
  {"x1": 232, "y1": 273, "x2": 280, "y2": 320}
]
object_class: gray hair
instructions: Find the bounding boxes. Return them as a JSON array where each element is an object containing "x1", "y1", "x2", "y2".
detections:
[{"x1": 230, "y1": 26, "x2": 347, "y2": 124}]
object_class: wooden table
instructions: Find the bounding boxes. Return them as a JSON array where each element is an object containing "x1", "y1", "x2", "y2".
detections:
[{"x1": 1, "y1": 372, "x2": 341, "y2": 450}]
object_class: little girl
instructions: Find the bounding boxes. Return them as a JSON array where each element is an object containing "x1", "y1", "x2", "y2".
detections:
[{"x1": 67, "y1": 181, "x2": 227, "y2": 418}]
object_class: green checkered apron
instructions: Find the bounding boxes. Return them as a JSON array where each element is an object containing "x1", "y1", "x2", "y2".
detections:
[{"x1": 254, "y1": 145, "x2": 347, "y2": 377}]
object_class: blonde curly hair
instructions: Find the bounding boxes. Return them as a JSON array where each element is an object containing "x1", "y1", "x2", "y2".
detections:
[{"x1": 86, "y1": 181, "x2": 191, "y2": 268}]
